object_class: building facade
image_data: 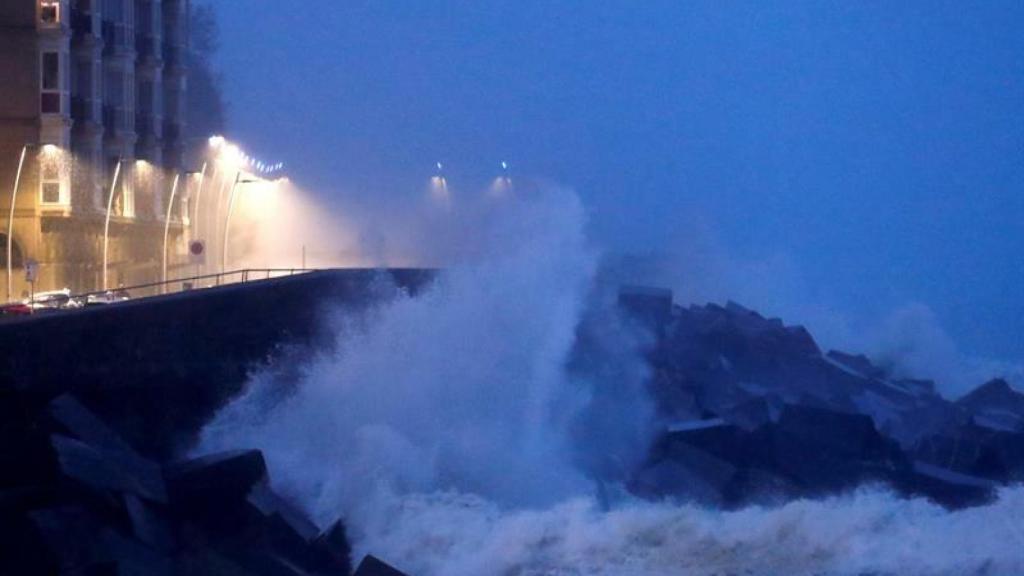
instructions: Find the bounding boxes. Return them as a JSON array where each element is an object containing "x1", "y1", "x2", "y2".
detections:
[{"x1": 0, "y1": 0, "x2": 191, "y2": 301}]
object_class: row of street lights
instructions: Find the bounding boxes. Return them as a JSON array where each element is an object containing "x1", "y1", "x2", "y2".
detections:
[
  {"x1": 5, "y1": 136, "x2": 285, "y2": 301},
  {"x1": 431, "y1": 160, "x2": 514, "y2": 201},
  {"x1": 203, "y1": 136, "x2": 286, "y2": 283}
]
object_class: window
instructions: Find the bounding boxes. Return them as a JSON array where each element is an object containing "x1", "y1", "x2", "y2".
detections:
[
  {"x1": 39, "y1": 150, "x2": 67, "y2": 205},
  {"x1": 42, "y1": 183, "x2": 61, "y2": 204},
  {"x1": 41, "y1": 52, "x2": 61, "y2": 114},
  {"x1": 40, "y1": 0, "x2": 60, "y2": 25}
]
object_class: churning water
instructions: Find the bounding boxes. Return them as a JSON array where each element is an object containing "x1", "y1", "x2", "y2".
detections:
[{"x1": 197, "y1": 187, "x2": 1024, "y2": 576}]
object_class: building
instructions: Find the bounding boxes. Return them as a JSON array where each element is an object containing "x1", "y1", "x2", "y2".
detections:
[{"x1": 0, "y1": 0, "x2": 191, "y2": 301}]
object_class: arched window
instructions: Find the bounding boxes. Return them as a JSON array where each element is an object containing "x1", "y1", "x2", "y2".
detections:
[{"x1": 0, "y1": 234, "x2": 25, "y2": 268}]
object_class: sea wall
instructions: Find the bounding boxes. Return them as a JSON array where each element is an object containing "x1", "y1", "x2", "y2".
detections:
[{"x1": 0, "y1": 268, "x2": 435, "y2": 458}]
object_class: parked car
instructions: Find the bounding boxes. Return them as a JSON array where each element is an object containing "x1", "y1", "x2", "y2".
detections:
[
  {"x1": 0, "y1": 302, "x2": 32, "y2": 316},
  {"x1": 26, "y1": 288, "x2": 77, "y2": 312},
  {"x1": 83, "y1": 290, "x2": 131, "y2": 306}
]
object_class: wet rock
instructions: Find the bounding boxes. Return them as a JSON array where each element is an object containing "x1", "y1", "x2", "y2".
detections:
[
  {"x1": 47, "y1": 393, "x2": 140, "y2": 455},
  {"x1": 914, "y1": 420, "x2": 1024, "y2": 483},
  {"x1": 51, "y1": 434, "x2": 167, "y2": 503},
  {"x1": 618, "y1": 286, "x2": 674, "y2": 335},
  {"x1": 25, "y1": 505, "x2": 171, "y2": 575},
  {"x1": 762, "y1": 405, "x2": 907, "y2": 493},
  {"x1": 955, "y1": 378, "x2": 1024, "y2": 432},
  {"x1": 354, "y1": 554, "x2": 411, "y2": 576},
  {"x1": 124, "y1": 493, "x2": 176, "y2": 553},
  {"x1": 165, "y1": 449, "x2": 267, "y2": 510},
  {"x1": 826, "y1": 350, "x2": 887, "y2": 380},
  {"x1": 310, "y1": 518, "x2": 354, "y2": 575}
]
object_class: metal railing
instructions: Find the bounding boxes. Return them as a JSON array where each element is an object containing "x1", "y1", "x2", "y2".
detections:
[
  {"x1": 0, "y1": 268, "x2": 317, "y2": 310},
  {"x1": 74, "y1": 268, "x2": 318, "y2": 302}
]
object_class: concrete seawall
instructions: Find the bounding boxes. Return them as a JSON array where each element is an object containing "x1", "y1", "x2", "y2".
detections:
[{"x1": 0, "y1": 268, "x2": 435, "y2": 458}]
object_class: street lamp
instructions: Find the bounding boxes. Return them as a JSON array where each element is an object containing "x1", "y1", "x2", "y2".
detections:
[
  {"x1": 162, "y1": 170, "x2": 202, "y2": 292},
  {"x1": 190, "y1": 160, "x2": 207, "y2": 226},
  {"x1": 7, "y1": 143, "x2": 37, "y2": 301},
  {"x1": 101, "y1": 158, "x2": 123, "y2": 291},
  {"x1": 221, "y1": 173, "x2": 261, "y2": 276}
]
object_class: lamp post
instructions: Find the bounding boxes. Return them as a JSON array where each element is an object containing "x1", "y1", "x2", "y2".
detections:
[
  {"x1": 190, "y1": 161, "x2": 207, "y2": 227},
  {"x1": 162, "y1": 170, "x2": 203, "y2": 292},
  {"x1": 161, "y1": 172, "x2": 180, "y2": 291},
  {"x1": 6, "y1": 143, "x2": 33, "y2": 302},
  {"x1": 221, "y1": 173, "x2": 260, "y2": 277},
  {"x1": 101, "y1": 158, "x2": 123, "y2": 291}
]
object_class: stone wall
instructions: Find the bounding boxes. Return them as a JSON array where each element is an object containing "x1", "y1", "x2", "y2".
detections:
[{"x1": 0, "y1": 268, "x2": 435, "y2": 457}]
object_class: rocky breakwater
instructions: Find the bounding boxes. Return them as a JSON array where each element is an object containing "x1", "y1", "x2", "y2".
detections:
[
  {"x1": 0, "y1": 391, "x2": 411, "y2": 575},
  {"x1": 616, "y1": 287, "x2": 1024, "y2": 509}
]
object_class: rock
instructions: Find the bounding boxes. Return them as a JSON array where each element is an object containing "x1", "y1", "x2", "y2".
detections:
[
  {"x1": 618, "y1": 286, "x2": 674, "y2": 334},
  {"x1": 247, "y1": 480, "x2": 320, "y2": 541},
  {"x1": 51, "y1": 434, "x2": 168, "y2": 503},
  {"x1": 913, "y1": 420, "x2": 1024, "y2": 483},
  {"x1": 826, "y1": 350, "x2": 887, "y2": 380},
  {"x1": 24, "y1": 506, "x2": 172, "y2": 575},
  {"x1": 903, "y1": 461, "x2": 995, "y2": 509},
  {"x1": 955, "y1": 378, "x2": 1024, "y2": 432},
  {"x1": 637, "y1": 420, "x2": 749, "y2": 504},
  {"x1": 47, "y1": 393, "x2": 139, "y2": 455},
  {"x1": 354, "y1": 555, "x2": 411, "y2": 576},
  {"x1": 124, "y1": 493, "x2": 176, "y2": 553},
  {"x1": 762, "y1": 405, "x2": 907, "y2": 493},
  {"x1": 310, "y1": 518, "x2": 354, "y2": 576},
  {"x1": 165, "y1": 449, "x2": 268, "y2": 509},
  {"x1": 721, "y1": 397, "x2": 774, "y2": 431}
]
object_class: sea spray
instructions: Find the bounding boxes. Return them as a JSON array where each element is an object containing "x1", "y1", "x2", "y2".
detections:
[
  {"x1": 197, "y1": 187, "x2": 616, "y2": 512},
  {"x1": 196, "y1": 186, "x2": 1024, "y2": 576}
]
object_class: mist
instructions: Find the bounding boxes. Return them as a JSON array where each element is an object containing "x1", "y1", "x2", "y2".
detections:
[{"x1": 598, "y1": 215, "x2": 1024, "y2": 398}]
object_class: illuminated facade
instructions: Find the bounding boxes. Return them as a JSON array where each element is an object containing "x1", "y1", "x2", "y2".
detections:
[{"x1": 0, "y1": 0, "x2": 190, "y2": 300}]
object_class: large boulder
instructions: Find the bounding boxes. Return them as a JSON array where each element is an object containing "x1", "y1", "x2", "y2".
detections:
[
  {"x1": 955, "y1": 378, "x2": 1024, "y2": 432},
  {"x1": 354, "y1": 555, "x2": 411, "y2": 576},
  {"x1": 0, "y1": 394, "x2": 359, "y2": 576}
]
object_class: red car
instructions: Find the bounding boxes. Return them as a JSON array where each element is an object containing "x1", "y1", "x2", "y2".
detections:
[{"x1": 0, "y1": 302, "x2": 32, "y2": 316}]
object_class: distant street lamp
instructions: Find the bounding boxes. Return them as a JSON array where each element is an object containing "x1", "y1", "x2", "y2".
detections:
[
  {"x1": 101, "y1": 158, "x2": 123, "y2": 291},
  {"x1": 221, "y1": 173, "x2": 261, "y2": 276},
  {"x1": 7, "y1": 143, "x2": 34, "y2": 301}
]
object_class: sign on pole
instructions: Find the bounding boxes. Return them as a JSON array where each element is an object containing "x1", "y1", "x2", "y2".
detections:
[
  {"x1": 188, "y1": 240, "x2": 206, "y2": 265},
  {"x1": 25, "y1": 258, "x2": 38, "y2": 284}
]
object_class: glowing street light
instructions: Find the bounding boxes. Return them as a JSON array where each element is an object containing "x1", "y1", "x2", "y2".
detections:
[
  {"x1": 101, "y1": 158, "x2": 123, "y2": 291},
  {"x1": 221, "y1": 173, "x2": 263, "y2": 276},
  {"x1": 6, "y1": 142, "x2": 42, "y2": 301},
  {"x1": 162, "y1": 170, "x2": 202, "y2": 292},
  {"x1": 489, "y1": 160, "x2": 513, "y2": 198},
  {"x1": 430, "y1": 162, "x2": 450, "y2": 204}
]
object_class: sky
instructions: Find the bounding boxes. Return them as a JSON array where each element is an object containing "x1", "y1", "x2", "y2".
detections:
[{"x1": 211, "y1": 2, "x2": 1024, "y2": 369}]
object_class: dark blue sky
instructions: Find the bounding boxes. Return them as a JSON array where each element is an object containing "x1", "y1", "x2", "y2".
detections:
[{"x1": 214, "y1": 2, "x2": 1023, "y2": 364}]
